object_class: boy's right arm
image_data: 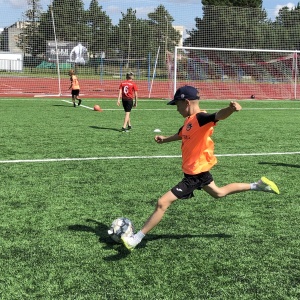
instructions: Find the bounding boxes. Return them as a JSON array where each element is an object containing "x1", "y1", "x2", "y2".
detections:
[{"x1": 155, "y1": 134, "x2": 181, "y2": 144}]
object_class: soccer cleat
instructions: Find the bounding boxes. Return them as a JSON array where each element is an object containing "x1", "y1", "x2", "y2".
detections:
[
  {"x1": 121, "y1": 127, "x2": 128, "y2": 133},
  {"x1": 121, "y1": 235, "x2": 137, "y2": 251},
  {"x1": 78, "y1": 99, "x2": 82, "y2": 106},
  {"x1": 127, "y1": 125, "x2": 132, "y2": 130},
  {"x1": 257, "y1": 176, "x2": 280, "y2": 194},
  {"x1": 73, "y1": 102, "x2": 76, "y2": 107}
]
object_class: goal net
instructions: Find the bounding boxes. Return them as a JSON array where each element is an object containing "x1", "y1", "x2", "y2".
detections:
[
  {"x1": 2, "y1": 3, "x2": 300, "y2": 99},
  {"x1": 172, "y1": 46, "x2": 300, "y2": 100}
]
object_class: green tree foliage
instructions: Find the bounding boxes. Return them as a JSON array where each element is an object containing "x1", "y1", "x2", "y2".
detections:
[
  {"x1": 18, "y1": 0, "x2": 43, "y2": 57},
  {"x1": 273, "y1": 4, "x2": 300, "y2": 50},
  {"x1": 185, "y1": 5, "x2": 267, "y2": 49},
  {"x1": 115, "y1": 8, "x2": 139, "y2": 61},
  {"x1": 85, "y1": 0, "x2": 113, "y2": 57},
  {"x1": 113, "y1": 5, "x2": 180, "y2": 68},
  {"x1": 51, "y1": 0, "x2": 87, "y2": 42},
  {"x1": 202, "y1": 0, "x2": 262, "y2": 8},
  {"x1": 37, "y1": 0, "x2": 87, "y2": 50},
  {"x1": 147, "y1": 5, "x2": 180, "y2": 66}
]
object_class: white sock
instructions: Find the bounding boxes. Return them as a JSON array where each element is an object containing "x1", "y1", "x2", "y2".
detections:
[
  {"x1": 250, "y1": 182, "x2": 258, "y2": 190},
  {"x1": 134, "y1": 230, "x2": 145, "y2": 243}
]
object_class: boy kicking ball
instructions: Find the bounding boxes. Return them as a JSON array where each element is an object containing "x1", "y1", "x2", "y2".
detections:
[{"x1": 121, "y1": 85, "x2": 280, "y2": 251}]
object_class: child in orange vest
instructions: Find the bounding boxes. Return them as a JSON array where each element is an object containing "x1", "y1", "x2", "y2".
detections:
[{"x1": 69, "y1": 69, "x2": 82, "y2": 107}]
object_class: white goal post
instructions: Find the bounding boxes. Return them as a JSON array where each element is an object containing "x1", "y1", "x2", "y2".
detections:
[{"x1": 172, "y1": 46, "x2": 300, "y2": 100}]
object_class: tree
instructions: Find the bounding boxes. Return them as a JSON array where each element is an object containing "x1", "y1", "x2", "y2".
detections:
[
  {"x1": 38, "y1": 0, "x2": 87, "y2": 45},
  {"x1": 185, "y1": 4, "x2": 267, "y2": 49},
  {"x1": 273, "y1": 4, "x2": 300, "y2": 50},
  {"x1": 114, "y1": 8, "x2": 138, "y2": 67},
  {"x1": 85, "y1": 0, "x2": 113, "y2": 58},
  {"x1": 202, "y1": 0, "x2": 262, "y2": 8},
  {"x1": 18, "y1": 0, "x2": 43, "y2": 59},
  {"x1": 147, "y1": 5, "x2": 180, "y2": 66}
]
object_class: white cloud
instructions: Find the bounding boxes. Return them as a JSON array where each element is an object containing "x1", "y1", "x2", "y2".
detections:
[
  {"x1": 1, "y1": 0, "x2": 27, "y2": 8},
  {"x1": 135, "y1": 6, "x2": 156, "y2": 18},
  {"x1": 274, "y1": 2, "x2": 295, "y2": 16}
]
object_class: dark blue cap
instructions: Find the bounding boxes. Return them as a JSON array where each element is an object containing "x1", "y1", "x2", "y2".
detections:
[{"x1": 167, "y1": 85, "x2": 200, "y2": 105}]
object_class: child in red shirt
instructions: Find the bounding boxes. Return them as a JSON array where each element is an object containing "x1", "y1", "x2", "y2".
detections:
[{"x1": 117, "y1": 72, "x2": 138, "y2": 132}]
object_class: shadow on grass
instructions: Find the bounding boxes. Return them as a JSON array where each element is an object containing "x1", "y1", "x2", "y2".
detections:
[
  {"x1": 145, "y1": 233, "x2": 232, "y2": 241},
  {"x1": 89, "y1": 126, "x2": 121, "y2": 132},
  {"x1": 52, "y1": 104, "x2": 72, "y2": 108},
  {"x1": 68, "y1": 219, "x2": 232, "y2": 261},
  {"x1": 259, "y1": 161, "x2": 300, "y2": 168},
  {"x1": 68, "y1": 219, "x2": 132, "y2": 261}
]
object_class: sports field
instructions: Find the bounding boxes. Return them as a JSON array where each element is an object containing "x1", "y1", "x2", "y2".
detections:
[{"x1": 0, "y1": 97, "x2": 299, "y2": 299}]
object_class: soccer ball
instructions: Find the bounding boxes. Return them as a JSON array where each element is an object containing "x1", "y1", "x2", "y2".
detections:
[
  {"x1": 94, "y1": 104, "x2": 102, "y2": 112},
  {"x1": 107, "y1": 217, "x2": 135, "y2": 243}
]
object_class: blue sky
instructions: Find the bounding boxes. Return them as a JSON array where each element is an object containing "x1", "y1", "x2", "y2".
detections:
[{"x1": 0, "y1": 0, "x2": 298, "y2": 31}]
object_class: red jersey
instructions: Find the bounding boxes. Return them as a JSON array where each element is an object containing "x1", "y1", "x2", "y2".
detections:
[{"x1": 119, "y1": 80, "x2": 138, "y2": 100}]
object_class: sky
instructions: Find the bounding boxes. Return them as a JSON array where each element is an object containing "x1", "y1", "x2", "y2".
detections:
[{"x1": 0, "y1": 0, "x2": 298, "y2": 33}]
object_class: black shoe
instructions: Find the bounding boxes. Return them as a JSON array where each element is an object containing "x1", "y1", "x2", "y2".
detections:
[
  {"x1": 78, "y1": 99, "x2": 82, "y2": 106},
  {"x1": 121, "y1": 127, "x2": 128, "y2": 132},
  {"x1": 127, "y1": 125, "x2": 132, "y2": 130},
  {"x1": 73, "y1": 102, "x2": 76, "y2": 107}
]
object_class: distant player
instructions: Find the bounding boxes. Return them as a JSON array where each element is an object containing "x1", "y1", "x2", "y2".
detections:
[
  {"x1": 121, "y1": 85, "x2": 280, "y2": 251},
  {"x1": 68, "y1": 69, "x2": 82, "y2": 107},
  {"x1": 117, "y1": 72, "x2": 138, "y2": 132}
]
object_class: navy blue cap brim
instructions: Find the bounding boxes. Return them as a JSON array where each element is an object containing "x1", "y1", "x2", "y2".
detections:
[{"x1": 167, "y1": 99, "x2": 177, "y2": 105}]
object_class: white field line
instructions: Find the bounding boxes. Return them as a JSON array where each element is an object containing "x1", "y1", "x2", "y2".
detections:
[
  {"x1": 61, "y1": 100, "x2": 94, "y2": 110},
  {"x1": 0, "y1": 151, "x2": 299, "y2": 164},
  {"x1": 60, "y1": 99, "x2": 300, "y2": 111}
]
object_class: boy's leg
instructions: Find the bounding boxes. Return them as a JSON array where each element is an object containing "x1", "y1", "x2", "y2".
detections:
[
  {"x1": 72, "y1": 95, "x2": 76, "y2": 107},
  {"x1": 142, "y1": 190, "x2": 178, "y2": 234},
  {"x1": 203, "y1": 181, "x2": 250, "y2": 198},
  {"x1": 122, "y1": 112, "x2": 130, "y2": 130},
  {"x1": 203, "y1": 177, "x2": 279, "y2": 198},
  {"x1": 121, "y1": 190, "x2": 177, "y2": 250}
]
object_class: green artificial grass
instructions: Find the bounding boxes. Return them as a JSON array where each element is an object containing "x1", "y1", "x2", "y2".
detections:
[{"x1": 0, "y1": 98, "x2": 299, "y2": 299}]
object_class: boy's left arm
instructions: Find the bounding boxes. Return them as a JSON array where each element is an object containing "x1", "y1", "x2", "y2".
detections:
[
  {"x1": 134, "y1": 91, "x2": 138, "y2": 107},
  {"x1": 215, "y1": 101, "x2": 242, "y2": 120}
]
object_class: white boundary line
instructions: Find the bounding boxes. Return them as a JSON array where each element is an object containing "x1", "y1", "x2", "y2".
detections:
[
  {"x1": 60, "y1": 99, "x2": 300, "y2": 111},
  {"x1": 61, "y1": 99, "x2": 94, "y2": 110},
  {"x1": 0, "y1": 151, "x2": 299, "y2": 164}
]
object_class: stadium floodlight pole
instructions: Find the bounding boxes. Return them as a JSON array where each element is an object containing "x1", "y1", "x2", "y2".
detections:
[
  {"x1": 165, "y1": 15, "x2": 168, "y2": 64},
  {"x1": 126, "y1": 24, "x2": 131, "y2": 69},
  {"x1": 50, "y1": 3, "x2": 62, "y2": 96},
  {"x1": 173, "y1": 46, "x2": 178, "y2": 96}
]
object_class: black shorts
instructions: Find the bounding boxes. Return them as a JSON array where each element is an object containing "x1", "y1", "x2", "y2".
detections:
[
  {"x1": 72, "y1": 89, "x2": 80, "y2": 96},
  {"x1": 122, "y1": 99, "x2": 133, "y2": 112},
  {"x1": 171, "y1": 171, "x2": 214, "y2": 199}
]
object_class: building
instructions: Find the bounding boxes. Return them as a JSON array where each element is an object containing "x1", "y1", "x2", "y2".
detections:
[
  {"x1": 173, "y1": 25, "x2": 184, "y2": 47},
  {"x1": 2, "y1": 21, "x2": 27, "y2": 53}
]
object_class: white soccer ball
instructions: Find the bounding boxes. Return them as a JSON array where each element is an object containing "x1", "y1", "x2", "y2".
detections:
[{"x1": 107, "y1": 217, "x2": 135, "y2": 243}]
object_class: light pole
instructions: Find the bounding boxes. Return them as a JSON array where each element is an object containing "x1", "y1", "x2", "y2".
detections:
[{"x1": 126, "y1": 23, "x2": 131, "y2": 69}]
